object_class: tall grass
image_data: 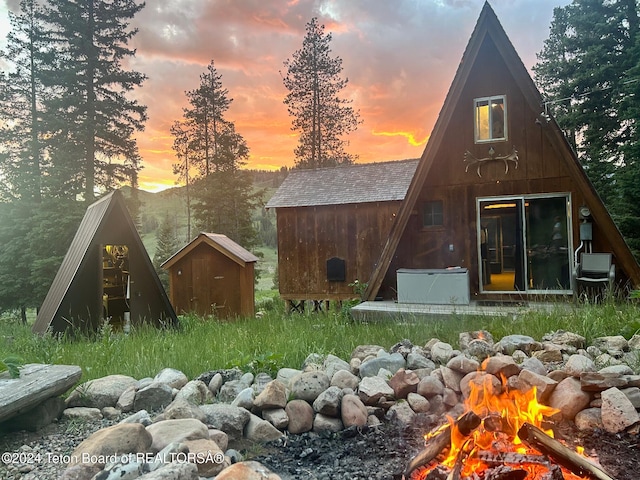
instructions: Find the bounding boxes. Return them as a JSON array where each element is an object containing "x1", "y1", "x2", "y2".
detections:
[{"x1": 2, "y1": 298, "x2": 640, "y2": 383}]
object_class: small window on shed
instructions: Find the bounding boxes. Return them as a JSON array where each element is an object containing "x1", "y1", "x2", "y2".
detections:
[
  {"x1": 474, "y1": 95, "x2": 507, "y2": 142},
  {"x1": 422, "y1": 201, "x2": 444, "y2": 227}
]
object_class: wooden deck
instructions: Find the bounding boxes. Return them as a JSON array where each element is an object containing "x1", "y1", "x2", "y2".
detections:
[
  {"x1": 0, "y1": 364, "x2": 82, "y2": 423},
  {"x1": 350, "y1": 300, "x2": 569, "y2": 322}
]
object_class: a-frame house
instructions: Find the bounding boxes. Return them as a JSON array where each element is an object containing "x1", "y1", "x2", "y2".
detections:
[
  {"x1": 364, "y1": 2, "x2": 640, "y2": 303},
  {"x1": 33, "y1": 190, "x2": 177, "y2": 335}
]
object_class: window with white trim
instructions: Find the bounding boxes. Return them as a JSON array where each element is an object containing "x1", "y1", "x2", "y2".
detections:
[{"x1": 474, "y1": 95, "x2": 507, "y2": 142}]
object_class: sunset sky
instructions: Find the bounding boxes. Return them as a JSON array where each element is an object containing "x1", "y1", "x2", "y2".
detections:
[{"x1": 1, "y1": 0, "x2": 571, "y2": 192}]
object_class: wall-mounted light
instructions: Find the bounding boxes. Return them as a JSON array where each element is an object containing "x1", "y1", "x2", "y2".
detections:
[{"x1": 177, "y1": 269, "x2": 182, "y2": 276}]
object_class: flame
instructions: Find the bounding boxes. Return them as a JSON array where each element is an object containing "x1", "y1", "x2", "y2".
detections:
[{"x1": 416, "y1": 374, "x2": 589, "y2": 480}]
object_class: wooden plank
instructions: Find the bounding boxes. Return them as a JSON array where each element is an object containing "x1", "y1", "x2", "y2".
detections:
[{"x1": 0, "y1": 364, "x2": 82, "y2": 423}]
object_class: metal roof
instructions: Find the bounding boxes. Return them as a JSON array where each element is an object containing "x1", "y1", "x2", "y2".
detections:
[{"x1": 265, "y1": 159, "x2": 419, "y2": 209}]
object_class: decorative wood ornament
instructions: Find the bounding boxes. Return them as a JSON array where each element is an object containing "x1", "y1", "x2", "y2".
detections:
[{"x1": 464, "y1": 146, "x2": 519, "y2": 177}]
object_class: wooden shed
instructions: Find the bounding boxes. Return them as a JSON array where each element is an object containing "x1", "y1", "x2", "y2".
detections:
[
  {"x1": 265, "y1": 160, "x2": 418, "y2": 311},
  {"x1": 33, "y1": 190, "x2": 178, "y2": 335},
  {"x1": 364, "y1": 2, "x2": 640, "y2": 303},
  {"x1": 162, "y1": 233, "x2": 258, "y2": 319}
]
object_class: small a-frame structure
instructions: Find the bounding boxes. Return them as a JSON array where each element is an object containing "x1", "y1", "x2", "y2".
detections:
[
  {"x1": 33, "y1": 190, "x2": 177, "y2": 335},
  {"x1": 162, "y1": 233, "x2": 258, "y2": 319},
  {"x1": 364, "y1": 2, "x2": 640, "y2": 303}
]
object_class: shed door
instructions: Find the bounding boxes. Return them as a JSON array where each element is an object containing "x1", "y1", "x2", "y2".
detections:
[
  {"x1": 478, "y1": 194, "x2": 573, "y2": 294},
  {"x1": 191, "y1": 258, "x2": 210, "y2": 316}
]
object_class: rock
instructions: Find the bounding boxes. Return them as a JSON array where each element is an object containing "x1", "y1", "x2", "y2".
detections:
[
  {"x1": 244, "y1": 413, "x2": 284, "y2": 442},
  {"x1": 199, "y1": 404, "x2": 251, "y2": 442},
  {"x1": 600, "y1": 387, "x2": 640, "y2": 433},
  {"x1": 495, "y1": 335, "x2": 540, "y2": 355},
  {"x1": 542, "y1": 330, "x2": 586, "y2": 349},
  {"x1": 465, "y1": 339, "x2": 495, "y2": 362},
  {"x1": 574, "y1": 407, "x2": 604, "y2": 431},
  {"x1": 302, "y1": 352, "x2": 325, "y2": 370},
  {"x1": 69, "y1": 423, "x2": 152, "y2": 467},
  {"x1": 323, "y1": 354, "x2": 352, "y2": 379},
  {"x1": 580, "y1": 372, "x2": 628, "y2": 392},
  {"x1": 430, "y1": 342, "x2": 454, "y2": 364},
  {"x1": 330, "y1": 369, "x2": 360, "y2": 390},
  {"x1": 119, "y1": 409, "x2": 152, "y2": 426},
  {"x1": 547, "y1": 377, "x2": 592, "y2": 421},
  {"x1": 446, "y1": 356, "x2": 480, "y2": 374},
  {"x1": 253, "y1": 380, "x2": 287, "y2": 410},
  {"x1": 358, "y1": 352, "x2": 406, "y2": 378},
  {"x1": 153, "y1": 368, "x2": 189, "y2": 390},
  {"x1": 261, "y1": 408, "x2": 289, "y2": 430},
  {"x1": 214, "y1": 460, "x2": 281, "y2": 480},
  {"x1": 146, "y1": 418, "x2": 209, "y2": 452},
  {"x1": 66, "y1": 375, "x2": 137, "y2": 409},
  {"x1": 351, "y1": 345, "x2": 385, "y2": 361},
  {"x1": 407, "y1": 392, "x2": 430, "y2": 413},
  {"x1": 459, "y1": 330, "x2": 494, "y2": 350},
  {"x1": 162, "y1": 398, "x2": 206, "y2": 423},
  {"x1": 116, "y1": 385, "x2": 136, "y2": 413},
  {"x1": 275, "y1": 368, "x2": 302, "y2": 388},
  {"x1": 520, "y1": 357, "x2": 547, "y2": 376},
  {"x1": 59, "y1": 464, "x2": 102, "y2": 480},
  {"x1": 174, "y1": 380, "x2": 212, "y2": 405},
  {"x1": 482, "y1": 355, "x2": 520, "y2": 378},
  {"x1": 621, "y1": 387, "x2": 640, "y2": 408},
  {"x1": 358, "y1": 376, "x2": 395, "y2": 405},
  {"x1": 251, "y1": 373, "x2": 273, "y2": 396},
  {"x1": 406, "y1": 349, "x2": 436, "y2": 370},
  {"x1": 340, "y1": 394, "x2": 368, "y2": 428},
  {"x1": 517, "y1": 369, "x2": 557, "y2": 404},
  {"x1": 459, "y1": 372, "x2": 501, "y2": 400},
  {"x1": 208, "y1": 429, "x2": 228, "y2": 451},
  {"x1": 532, "y1": 344, "x2": 564, "y2": 363},
  {"x1": 313, "y1": 413, "x2": 344, "y2": 433},
  {"x1": 312, "y1": 386, "x2": 343, "y2": 416},
  {"x1": 563, "y1": 354, "x2": 596, "y2": 377},
  {"x1": 101, "y1": 407, "x2": 121, "y2": 420},
  {"x1": 133, "y1": 461, "x2": 199, "y2": 479},
  {"x1": 417, "y1": 376, "x2": 444, "y2": 398},
  {"x1": 62, "y1": 407, "x2": 103, "y2": 421},
  {"x1": 592, "y1": 336, "x2": 628, "y2": 357},
  {"x1": 290, "y1": 371, "x2": 330, "y2": 402},
  {"x1": 2, "y1": 396, "x2": 65, "y2": 432},
  {"x1": 208, "y1": 373, "x2": 223, "y2": 395},
  {"x1": 388, "y1": 368, "x2": 420, "y2": 398},
  {"x1": 284, "y1": 399, "x2": 314, "y2": 434},
  {"x1": 231, "y1": 387, "x2": 255, "y2": 410},
  {"x1": 439, "y1": 367, "x2": 464, "y2": 393},
  {"x1": 385, "y1": 400, "x2": 416, "y2": 427},
  {"x1": 600, "y1": 364, "x2": 634, "y2": 375},
  {"x1": 134, "y1": 382, "x2": 173, "y2": 412}
]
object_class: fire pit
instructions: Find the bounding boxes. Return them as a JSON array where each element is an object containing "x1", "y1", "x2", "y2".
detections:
[{"x1": 405, "y1": 375, "x2": 617, "y2": 480}]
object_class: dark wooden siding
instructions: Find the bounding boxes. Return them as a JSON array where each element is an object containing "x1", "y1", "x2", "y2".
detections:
[
  {"x1": 382, "y1": 35, "x2": 625, "y2": 298},
  {"x1": 276, "y1": 201, "x2": 402, "y2": 300}
]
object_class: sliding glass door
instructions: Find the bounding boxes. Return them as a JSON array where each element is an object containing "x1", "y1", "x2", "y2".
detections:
[{"x1": 478, "y1": 194, "x2": 572, "y2": 294}]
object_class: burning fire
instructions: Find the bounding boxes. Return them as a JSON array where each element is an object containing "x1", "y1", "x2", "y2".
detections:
[{"x1": 415, "y1": 374, "x2": 590, "y2": 480}]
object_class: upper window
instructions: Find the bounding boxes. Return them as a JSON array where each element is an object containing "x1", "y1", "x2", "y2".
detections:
[
  {"x1": 474, "y1": 95, "x2": 507, "y2": 143},
  {"x1": 422, "y1": 200, "x2": 443, "y2": 227}
]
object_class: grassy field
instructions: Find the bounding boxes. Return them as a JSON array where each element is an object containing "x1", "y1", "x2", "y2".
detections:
[{"x1": 2, "y1": 298, "x2": 640, "y2": 383}]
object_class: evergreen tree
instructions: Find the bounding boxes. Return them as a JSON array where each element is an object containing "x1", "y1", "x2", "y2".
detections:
[
  {"x1": 171, "y1": 61, "x2": 262, "y2": 249},
  {"x1": 153, "y1": 213, "x2": 180, "y2": 290},
  {"x1": 0, "y1": 0, "x2": 49, "y2": 201},
  {"x1": 282, "y1": 17, "x2": 361, "y2": 169},
  {"x1": 40, "y1": 0, "x2": 147, "y2": 202},
  {"x1": 534, "y1": 0, "x2": 640, "y2": 258}
]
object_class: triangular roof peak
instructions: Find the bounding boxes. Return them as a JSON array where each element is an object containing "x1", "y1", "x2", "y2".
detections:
[{"x1": 364, "y1": 2, "x2": 640, "y2": 299}]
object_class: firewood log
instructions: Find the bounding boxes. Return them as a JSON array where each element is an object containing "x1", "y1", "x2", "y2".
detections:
[
  {"x1": 517, "y1": 422, "x2": 617, "y2": 480},
  {"x1": 404, "y1": 411, "x2": 481, "y2": 477}
]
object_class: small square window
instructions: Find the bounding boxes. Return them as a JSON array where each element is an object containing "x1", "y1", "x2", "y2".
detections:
[
  {"x1": 474, "y1": 95, "x2": 507, "y2": 142},
  {"x1": 423, "y1": 200, "x2": 443, "y2": 227}
]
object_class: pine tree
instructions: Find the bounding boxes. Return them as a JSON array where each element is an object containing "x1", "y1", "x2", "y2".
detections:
[
  {"x1": 534, "y1": 0, "x2": 639, "y2": 206},
  {"x1": 282, "y1": 17, "x2": 361, "y2": 169},
  {"x1": 171, "y1": 60, "x2": 262, "y2": 249},
  {"x1": 40, "y1": 0, "x2": 147, "y2": 202},
  {"x1": 0, "y1": 0, "x2": 48, "y2": 201},
  {"x1": 153, "y1": 213, "x2": 180, "y2": 290}
]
